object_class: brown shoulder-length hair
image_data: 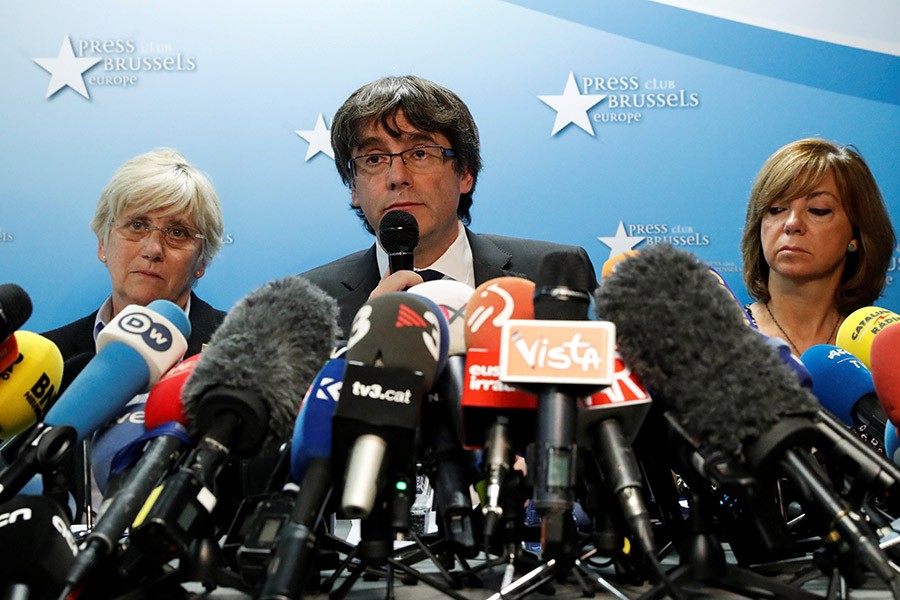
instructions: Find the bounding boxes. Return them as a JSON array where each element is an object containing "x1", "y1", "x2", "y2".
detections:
[{"x1": 741, "y1": 138, "x2": 895, "y2": 314}]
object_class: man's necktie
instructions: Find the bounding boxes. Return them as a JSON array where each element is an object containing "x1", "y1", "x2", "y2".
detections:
[{"x1": 416, "y1": 269, "x2": 447, "y2": 282}]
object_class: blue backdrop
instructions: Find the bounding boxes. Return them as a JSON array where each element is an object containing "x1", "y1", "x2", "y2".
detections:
[{"x1": 3, "y1": 0, "x2": 898, "y2": 332}]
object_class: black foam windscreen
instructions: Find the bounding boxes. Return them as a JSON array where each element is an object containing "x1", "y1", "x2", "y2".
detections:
[
  {"x1": 534, "y1": 251, "x2": 593, "y2": 320},
  {"x1": 378, "y1": 209, "x2": 419, "y2": 255},
  {"x1": 594, "y1": 243, "x2": 820, "y2": 461},
  {"x1": 0, "y1": 495, "x2": 77, "y2": 595},
  {"x1": 182, "y1": 275, "x2": 339, "y2": 454},
  {"x1": 0, "y1": 283, "x2": 32, "y2": 339}
]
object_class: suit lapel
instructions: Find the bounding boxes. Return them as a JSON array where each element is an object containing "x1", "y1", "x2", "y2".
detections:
[
  {"x1": 467, "y1": 230, "x2": 516, "y2": 285},
  {"x1": 341, "y1": 246, "x2": 381, "y2": 292}
]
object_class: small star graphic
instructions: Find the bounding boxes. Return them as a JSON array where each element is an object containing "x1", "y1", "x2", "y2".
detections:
[
  {"x1": 295, "y1": 113, "x2": 334, "y2": 161},
  {"x1": 33, "y1": 35, "x2": 102, "y2": 99},
  {"x1": 598, "y1": 221, "x2": 645, "y2": 259},
  {"x1": 538, "y1": 72, "x2": 607, "y2": 136}
]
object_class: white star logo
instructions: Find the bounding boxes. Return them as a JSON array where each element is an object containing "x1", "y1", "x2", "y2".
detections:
[
  {"x1": 598, "y1": 221, "x2": 645, "y2": 260},
  {"x1": 538, "y1": 72, "x2": 607, "y2": 136},
  {"x1": 33, "y1": 35, "x2": 102, "y2": 99},
  {"x1": 295, "y1": 113, "x2": 334, "y2": 161}
]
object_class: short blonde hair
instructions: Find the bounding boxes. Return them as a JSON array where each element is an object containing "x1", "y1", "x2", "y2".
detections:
[
  {"x1": 741, "y1": 138, "x2": 895, "y2": 313},
  {"x1": 91, "y1": 148, "x2": 224, "y2": 266}
]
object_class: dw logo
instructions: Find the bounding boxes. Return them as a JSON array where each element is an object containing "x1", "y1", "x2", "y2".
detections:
[{"x1": 118, "y1": 312, "x2": 174, "y2": 352}]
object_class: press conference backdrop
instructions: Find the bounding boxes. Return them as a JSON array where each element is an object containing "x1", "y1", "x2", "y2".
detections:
[{"x1": 3, "y1": 0, "x2": 898, "y2": 332}]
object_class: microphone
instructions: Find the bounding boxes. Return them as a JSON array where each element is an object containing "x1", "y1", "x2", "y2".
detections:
[
  {"x1": 333, "y1": 292, "x2": 445, "y2": 524},
  {"x1": 501, "y1": 251, "x2": 610, "y2": 558},
  {"x1": 460, "y1": 276, "x2": 537, "y2": 536},
  {"x1": 0, "y1": 331, "x2": 63, "y2": 440},
  {"x1": 461, "y1": 276, "x2": 538, "y2": 449},
  {"x1": 763, "y1": 336, "x2": 900, "y2": 522},
  {"x1": 0, "y1": 495, "x2": 78, "y2": 599},
  {"x1": 886, "y1": 422, "x2": 900, "y2": 466},
  {"x1": 0, "y1": 284, "x2": 33, "y2": 373},
  {"x1": 595, "y1": 243, "x2": 899, "y2": 588},
  {"x1": 0, "y1": 335, "x2": 17, "y2": 375},
  {"x1": 289, "y1": 349, "x2": 345, "y2": 483},
  {"x1": 762, "y1": 332, "x2": 813, "y2": 389},
  {"x1": 801, "y1": 344, "x2": 887, "y2": 449},
  {"x1": 577, "y1": 352, "x2": 655, "y2": 560},
  {"x1": 0, "y1": 300, "x2": 190, "y2": 503},
  {"x1": 142, "y1": 354, "x2": 202, "y2": 431},
  {"x1": 59, "y1": 355, "x2": 200, "y2": 596},
  {"x1": 836, "y1": 306, "x2": 900, "y2": 369},
  {"x1": 408, "y1": 279, "x2": 478, "y2": 551},
  {"x1": 379, "y1": 209, "x2": 418, "y2": 274},
  {"x1": 600, "y1": 251, "x2": 640, "y2": 280},
  {"x1": 871, "y1": 323, "x2": 900, "y2": 429},
  {"x1": 89, "y1": 402, "x2": 148, "y2": 496},
  {"x1": 256, "y1": 352, "x2": 346, "y2": 600},
  {"x1": 129, "y1": 275, "x2": 338, "y2": 562}
]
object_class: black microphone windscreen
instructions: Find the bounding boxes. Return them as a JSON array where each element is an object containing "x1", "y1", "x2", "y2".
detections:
[
  {"x1": 594, "y1": 243, "x2": 820, "y2": 460},
  {"x1": 0, "y1": 283, "x2": 33, "y2": 338},
  {"x1": 536, "y1": 250, "x2": 593, "y2": 293},
  {"x1": 379, "y1": 210, "x2": 419, "y2": 254},
  {"x1": 182, "y1": 275, "x2": 339, "y2": 450},
  {"x1": 0, "y1": 495, "x2": 77, "y2": 594},
  {"x1": 534, "y1": 251, "x2": 593, "y2": 320}
]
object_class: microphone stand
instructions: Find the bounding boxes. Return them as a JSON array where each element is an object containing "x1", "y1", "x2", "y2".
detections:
[
  {"x1": 636, "y1": 414, "x2": 825, "y2": 600},
  {"x1": 320, "y1": 495, "x2": 471, "y2": 600},
  {"x1": 482, "y1": 454, "x2": 634, "y2": 600}
]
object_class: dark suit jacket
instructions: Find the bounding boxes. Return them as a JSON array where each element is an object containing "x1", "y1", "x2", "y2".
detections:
[
  {"x1": 38, "y1": 292, "x2": 226, "y2": 523},
  {"x1": 300, "y1": 228, "x2": 598, "y2": 338},
  {"x1": 43, "y1": 292, "x2": 226, "y2": 362}
]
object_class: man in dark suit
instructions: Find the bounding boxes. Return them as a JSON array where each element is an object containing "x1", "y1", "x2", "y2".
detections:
[{"x1": 301, "y1": 75, "x2": 597, "y2": 337}]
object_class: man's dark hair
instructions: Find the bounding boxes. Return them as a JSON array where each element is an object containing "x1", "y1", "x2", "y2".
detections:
[{"x1": 331, "y1": 75, "x2": 482, "y2": 235}]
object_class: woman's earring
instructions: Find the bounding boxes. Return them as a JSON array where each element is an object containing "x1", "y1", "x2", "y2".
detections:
[{"x1": 847, "y1": 241, "x2": 858, "y2": 252}]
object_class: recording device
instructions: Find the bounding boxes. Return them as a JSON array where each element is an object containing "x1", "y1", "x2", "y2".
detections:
[
  {"x1": 460, "y1": 276, "x2": 537, "y2": 537},
  {"x1": 408, "y1": 279, "x2": 477, "y2": 551},
  {"x1": 379, "y1": 209, "x2": 419, "y2": 273},
  {"x1": 89, "y1": 401, "x2": 148, "y2": 495},
  {"x1": 801, "y1": 344, "x2": 887, "y2": 449},
  {"x1": 0, "y1": 283, "x2": 33, "y2": 373},
  {"x1": 254, "y1": 354, "x2": 345, "y2": 598},
  {"x1": 0, "y1": 299, "x2": 190, "y2": 503},
  {"x1": 0, "y1": 494, "x2": 78, "y2": 599},
  {"x1": 576, "y1": 352, "x2": 655, "y2": 560},
  {"x1": 59, "y1": 355, "x2": 201, "y2": 596},
  {"x1": 600, "y1": 251, "x2": 639, "y2": 280},
  {"x1": 0, "y1": 331, "x2": 63, "y2": 440},
  {"x1": 500, "y1": 251, "x2": 610, "y2": 558},
  {"x1": 836, "y1": 306, "x2": 900, "y2": 369},
  {"x1": 129, "y1": 275, "x2": 338, "y2": 563},
  {"x1": 595, "y1": 243, "x2": 900, "y2": 589},
  {"x1": 762, "y1": 332, "x2": 813, "y2": 389},
  {"x1": 0, "y1": 335, "x2": 18, "y2": 380},
  {"x1": 332, "y1": 292, "x2": 445, "y2": 526},
  {"x1": 886, "y1": 422, "x2": 900, "y2": 465},
  {"x1": 871, "y1": 323, "x2": 900, "y2": 429},
  {"x1": 461, "y1": 276, "x2": 538, "y2": 450}
]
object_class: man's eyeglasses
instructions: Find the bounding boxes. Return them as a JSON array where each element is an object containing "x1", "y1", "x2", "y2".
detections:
[
  {"x1": 112, "y1": 219, "x2": 206, "y2": 250},
  {"x1": 348, "y1": 145, "x2": 455, "y2": 177}
]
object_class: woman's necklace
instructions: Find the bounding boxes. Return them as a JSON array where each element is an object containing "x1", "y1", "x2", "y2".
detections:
[{"x1": 764, "y1": 302, "x2": 840, "y2": 356}]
